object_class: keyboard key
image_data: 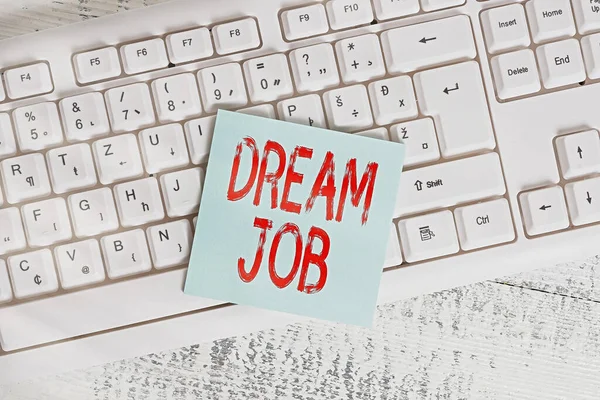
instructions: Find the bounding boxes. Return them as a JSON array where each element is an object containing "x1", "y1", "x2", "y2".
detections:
[
  {"x1": 372, "y1": 0, "x2": 419, "y2": 21},
  {"x1": 481, "y1": 4, "x2": 531, "y2": 53},
  {"x1": 454, "y1": 199, "x2": 515, "y2": 251},
  {"x1": 0, "y1": 79, "x2": 5, "y2": 102},
  {"x1": 0, "y1": 153, "x2": 51, "y2": 204},
  {"x1": 184, "y1": 116, "x2": 215, "y2": 164},
  {"x1": 213, "y1": 18, "x2": 261, "y2": 55},
  {"x1": 0, "y1": 260, "x2": 12, "y2": 304},
  {"x1": 73, "y1": 47, "x2": 122, "y2": 84},
  {"x1": 55, "y1": 240, "x2": 105, "y2": 290},
  {"x1": 92, "y1": 134, "x2": 144, "y2": 184},
  {"x1": 47, "y1": 143, "x2": 97, "y2": 193},
  {"x1": 290, "y1": 44, "x2": 340, "y2": 93},
  {"x1": 573, "y1": 0, "x2": 600, "y2": 35},
  {"x1": 395, "y1": 152, "x2": 505, "y2": 217},
  {"x1": 326, "y1": 0, "x2": 374, "y2": 30},
  {"x1": 59, "y1": 92, "x2": 111, "y2": 142},
  {"x1": 491, "y1": 49, "x2": 541, "y2": 99},
  {"x1": 384, "y1": 224, "x2": 403, "y2": 267},
  {"x1": 197, "y1": 63, "x2": 248, "y2": 113},
  {"x1": 526, "y1": 0, "x2": 576, "y2": 44},
  {"x1": 277, "y1": 95, "x2": 327, "y2": 128},
  {"x1": 421, "y1": 0, "x2": 464, "y2": 12},
  {"x1": 139, "y1": 124, "x2": 190, "y2": 174},
  {"x1": 356, "y1": 127, "x2": 388, "y2": 141},
  {"x1": 161, "y1": 168, "x2": 204, "y2": 218},
  {"x1": 8, "y1": 250, "x2": 59, "y2": 299},
  {"x1": 368, "y1": 76, "x2": 418, "y2": 126},
  {"x1": 414, "y1": 61, "x2": 495, "y2": 157},
  {"x1": 281, "y1": 4, "x2": 329, "y2": 40},
  {"x1": 105, "y1": 83, "x2": 156, "y2": 134},
  {"x1": 323, "y1": 85, "x2": 373, "y2": 132},
  {"x1": 238, "y1": 104, "x2": 276, "y2": 119},
  {"x1": 0, "y1": 208, "x2": 26, "y2": 255},
  {"x1": 101, "y1": 230, "x2": 152, "y2": 279},
  {"x1": 0, "y1": 113, "x2": 17, "y2": 159},
  {"x1": 565, "y1": 177, "x2": 600, "y2": 226},
  {"x1": 556, "y1": 130, "x2": 600, "y2": 179},
  {"x1": 537, "y1": 39, "x2": 586, "y2": 89},
  {"x1": 121, "y1": 38, "x2": 169, "y2": 74},
  {"x1": 4, "y1": 63, "x2": 53, "y2": 99},
  {"x1": 151, "y1": 73, "x2": 202, "y2": 123},
  {"x1": 397, "y1": 210, "x2": 459, "y2": 263},
  {"x1": 243, "y1": 54, "x2": 294, "y2": 103},
  {"x1": 114, "y1": 178, "x2": 164, "y2": 227},
  {"x1": 166, "y1": 27, "x2": 213, "y2": 64},
  {"x1": 13, "y1": 102, "x2": 63, "y2": 152},
  {"x1": 520, "y1": 186, "x2": 569, "y2": 236},
  {"x1": 68, "y1": 188, "x2": 119, "y2": 238},
  {"x1": 22, "y1": 198, "x2": 72, "y2": 247},
  {"x1": 147, "y1": 219, "x2": 193, "y2": 269},
  {"x1": 581, "y1": 33, "x2": 600, "y2": 79},
  {"x1": 390, "y1": 118, "x2": 440, "y2": 167},
  {"x1": 336, "y1": 34, "x2": 386, "y2": 84},
  {"x1": 381, "y1": 15, "x2": 476, "y2": 73}
]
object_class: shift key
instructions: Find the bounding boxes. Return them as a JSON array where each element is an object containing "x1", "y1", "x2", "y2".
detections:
[{"x1": 395, "y1": 152, "x2": 506, "y2": 217}]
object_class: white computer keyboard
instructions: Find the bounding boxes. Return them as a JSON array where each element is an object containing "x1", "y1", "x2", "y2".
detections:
[{"x1": 3, "y1": 0, "x2": 600, "y2": 384}]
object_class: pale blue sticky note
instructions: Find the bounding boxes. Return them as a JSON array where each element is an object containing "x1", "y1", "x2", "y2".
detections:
[{"x1": 184, "y1": 110, "x2": 405, "y2": 326}]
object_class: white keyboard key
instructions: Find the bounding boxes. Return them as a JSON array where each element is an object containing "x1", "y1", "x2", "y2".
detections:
[
  {"x1": 481, "y1": 4, "x2": 531, "y2": 53},
  {"x1": 151, "y1": 73, "x2": 202, "y2": 123},
  {"x1": 290, "y1": 44, "x2": 340, "y2": 93},
  {"x1": 281, "y1": 4, "x2": 329, "y2": 40},
  {"x1": 8, "y1": 250, "x2": 59, "y2": 299},
  {"x1": 101, "y1": 230, "x2": 152, "y2": 279},
  {"x1": 537, "y1": 39, "x2": 586, "y2": 89},
  {"x1": 323, "y1": 85, "x2": 373, "y2": 132},
  {"x1": 581, "y1": 33, "x2": 600, "y2": 79},
  {"x1": 161, "y1": 168, "x2": 204, "y2": 217},
  {"x1": 368, "y1": 76, "x2": 418, "y2": 126},
  {"x1": 277, "y1": 95, "x2": 327, "y2": 128},
  {"x1": 421, "y1": 0, "x2": 464, "y2": 12},
  {"x1": 398, "y1": 211, "x2": 459, "y2": 263},
  {"x1": 105, "y1": 83, "x2": 156, "y2": 133},
  {"x1": 390, "y1": 118, "x2": 440, "y2": 167},
  {"x1": 573, "y1": 0, "x2": 600, "y2": 35},
  {"x1": 197, "y1": 63, "x2": 248, "y2": 113},
  {"x1": 454, "y1": 199, "x2": 515, "y2": 251},
  {"x1": 326, "y1": 0, "x2": 374, "y2": 30},
  {"x1": 0, "y1": 208, "x2": 26, "y2": 255},
  {"x1": 22, "y1": 198, "x2": 72, "y2": 247},
  {"x1": 0, "y1": 113, "x2": 17, "y2": 159},
  {"x1": 92, "y1": 134, "x2": 144, "y2": 185},
  {"x1": 121, "y1": 38, "x2": 169, "y2": 74},
  {"x1": 526, "y1": 0, "x2": 576, "y2": 44},
  {"x1": 520, "y1": 186, "x2": 569, "y2": 236},
  {"x1": 356, "y1": 127, "x2": 388, "y2": 141},
  {"x1": 55, "y1": 240, "x2": 105, "y2": 290},
  {"x1": 68, "y1": 188, "x2": 119, "y2": 238},
  {"x1": 185, "y1": 116, "x2": 215, "y2": 164},
  {"x1": 166, "y1": 27, "x2": 213, "y2": 64},
  {"x1": 59, "y1": 92, "x2": 111, "y2": 142},
  {"x1": 114, "y1": 178, "x2": 164, "y2": 227},
  {"x1": 4, "y1": 63, "x2": 53, "y2": 99},
  {"x1": 556, "y1": 130, "x2": 600, "y2": 179},
  {"x1": 0, "y1": 260, "x2": 12, "y2": 303},
  {"x1": 382, "y1": 15, "x2": 476, "y2": 74},
  {"x1": 565, "y1": 177, "x2": 600, "y2": 226},
  {"x1": 243, "y1": 54, "x2": 294, "y2": 103},
  {"x1": 336, "y1": 34, "x2": 386, "y2": 84},
  {"x1": 0, "y1": 79, "x2": 5, "y2": 102},
  {"x1": 73, "y1": 47, "x2": 122, "y2": 84},
  {"x1": 213, "y1": 18, "x2": 261, "y2": 55},
  {"x1": 13, "y1": 102, "x2": 63, "y2": 152},
  {"x1": 395, "y1": 153, "x2": 505, "y2": 217},
  {"x1": 147, "y1": 220, "x2": 193, "y2": 269},
  {"x1": 372, "y1": 0, "x2": 419, "y2": 21},
  {"x1": 491, "y1": 49, "x2": 541, "y2": 99},
  {"x1": 238, "y1": 104, "x2": 276, "y2": 119},
  {"x1": 0, "y1": 153, "x2": 51, "y2": 204},
  {"x1": 47, "y1": 143, "x2": 97, "y2": 193},
  {"x1": 139, "y1": 124, "x2": 189, "y2": 174},
  {"x1": 384, "y1": 224, "x2": 403, "y2": 267}
]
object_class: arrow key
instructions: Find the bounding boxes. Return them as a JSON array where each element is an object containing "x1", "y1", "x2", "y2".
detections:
[
  {"x1": 556, "y1": 130, "x2": 600, "y2": 180},
  {"x1": 565, "y1": 177, "x2": 600, "y2": 226},
  {"x1": 520, "y1": 186, "x2": 569, "y2": 236}
]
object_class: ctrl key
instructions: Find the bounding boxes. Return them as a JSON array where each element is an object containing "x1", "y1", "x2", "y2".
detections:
[
  {"x1": 397, "y1": 210, "x2": 459, "y2": 263},
  {"x1": 454, "y1": 199, "x2": 515, "y2": 251},
  {"x1": 7, "y1": 249, "x2": 59, "y2": 299}
]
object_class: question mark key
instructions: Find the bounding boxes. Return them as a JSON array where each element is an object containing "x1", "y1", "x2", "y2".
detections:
[{"x1": 291, "y1": 43, "x2": 339, "y2": 93}]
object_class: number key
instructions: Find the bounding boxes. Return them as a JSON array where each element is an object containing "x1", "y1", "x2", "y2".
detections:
[
  {"x1": 197, "y1": 63, "x2": 248, "y2": 113},
  {"x1": 59, "y1": 92, "x2": 110, "y2": 142},
  {"x1": 105, "y1": 83, "x2": 156, "y2": 133},
  {"x1": 13, "y1": 102, "x2": 63, "y2": 152},
  {"x1": 151, "y1": 73, "x2": 202, "y2": 123},
  {"x1": 243, "y1": 54, "x2": 294, "y2": 103}
]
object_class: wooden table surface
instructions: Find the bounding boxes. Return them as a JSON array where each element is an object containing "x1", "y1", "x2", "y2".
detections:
[{"x1": 0, "y1": 1, "x2": 599, "y2": 399}]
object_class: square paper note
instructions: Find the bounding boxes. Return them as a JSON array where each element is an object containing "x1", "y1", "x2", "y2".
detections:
[{"x1": 184, "y1": 110, "x2": 405, "y2": 326}]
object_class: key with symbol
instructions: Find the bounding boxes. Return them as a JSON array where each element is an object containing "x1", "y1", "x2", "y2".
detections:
[
  {"x1": 0, "y1": 208, "x2": 27, "y2": 255},
  {"x1": 101, "y1": 229, "x2": 152, "y2": 279},
  {"x1": 46, "y1": 143, "x2": 97, "y2": 194},
  {"x1": 335, "y1": 34, "x2": 386, "y2": 84},
  {"x1": 565, "y1": 177, "x2": 600, "y2": 226},
  {"x1": 13, "y1": 102, "x2": 63, "y2": 152},
  {"x1": 114, "y1": 178, "x2": 165, "y2": 227},
  {"x1": 0, "y1": 153, "x2": 52, "y2": 204},
  {"x1": 7, "y1": 249, "x2": 59, "y2": 299},
  {"x1": 161, "y1": 167, "x2": 204, "y2": 217},
  {"x1": 368, "y1": 76, "x2": 418, "y2": 126},
  {"x1": 390, "y1": 118, "x2": 440, "y2": 167},
  {"x1": 197, "y1": 63, "x2": 248, "y2": 113},
  {"x1": 105, "y1": 83, "x2": 156, "y2": 133},
  {"x1": 243, "y1": 54, "x2": 294, "y2": 103},
  {"x1": 55, "y1": 239, "x2": 106, "y2": 290},
  {"x1": 151, "y1": 73, "x2": 203, "y2": 123},
  {"x1": 520, "y1": 186, "x2": 569, "y2": 236},
  {"x1": 290, "y1": 44, "x2": 340, "y2": 93},
  {"x1": 22, "y1": 198, "x2": 72, "y2": 247},
  {"x1": 323, "y1": 85, "x2": 373, "y2": 132},
  {"x1": 139, "y1": 124, "x2": 189, "y2": 174},
  {"x1": 147, "y1": 219, "x2": 193, "y2": 269},
  {"x1": 184, "y1": 116, "x2": 215, "y2": 164},
  {"x1": 59, "y1": 92, "x2": 110, "y2": 142},
  {"x1": 277, "y1": 94, "x2": 327, "y2": 128},
  {"x1": 92, "y1": 133, "x2": 144, "y2": 184},
  {"x1": 556, "y1": 130, "x2": 600, "y2": 180},
  {"x1": 68, "y1": 188, "x2": 119, "y2": 238}
]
